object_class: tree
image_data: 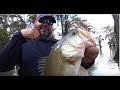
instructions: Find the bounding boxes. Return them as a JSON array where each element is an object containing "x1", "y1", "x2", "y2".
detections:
[
  {"x1": 69, "y1": 16, "x2": 94, "y2": 32},
  {"x1": 0, "y1": 14, "x2": 28, "y2": 48},
  {"x1": 26, "y1": 14, "x2": 37, "y2": 27},
  {"x1": 112, "y1": 14, "x2": 119, "y2": 65},
  {"x1": 55, "y1": 14, "x2": 70, "y2": 36},
  {"x1": 55, "y1": 14, "x2": 93, "y2": 37},
  {"x1": 0, "y1": 14, "x2": 10, "y2": 47},
  {"x1": 102, "y1": 25, "x2": 115, "y2": 45}
]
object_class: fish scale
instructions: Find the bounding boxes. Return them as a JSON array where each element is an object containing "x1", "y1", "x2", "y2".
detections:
[{"x1": 44, "y1": 26, "x2": 96, "y2": 76}]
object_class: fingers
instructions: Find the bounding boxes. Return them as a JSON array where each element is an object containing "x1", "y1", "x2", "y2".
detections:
[
  {"x1": 21, "y1": 28, "x2": 40, "y2": 40},
  {"x1": 82, "y1": 46, "x2": 99, "y2": 63},
  {"x1": 29, "y1": 34, "x2": 34, "y2": 40},
  {"x1": 85, "y1": 41, "x2": 94, "y2": 48},
  {"x1": 32, "y1": 28, "x2": 40, "y2": 39}
]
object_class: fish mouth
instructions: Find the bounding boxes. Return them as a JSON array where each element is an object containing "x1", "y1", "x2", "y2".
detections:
[
  {"x1": 65, "y1": 55, "x2": 82, "y2": 65},
  {"x1": 68, "y1": 43, "x2": 84, "y2": 50},
  {"x1": 66, "y1": 57, "x2": 76, "y2": 65}
]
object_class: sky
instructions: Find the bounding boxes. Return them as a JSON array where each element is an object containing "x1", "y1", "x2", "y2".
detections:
[
  {"x1": 78, "y1": 14, "x2": 114, "y2": 39},
  {"x1": 78, "y1": 14, "x2": 114, "y2": 31}
]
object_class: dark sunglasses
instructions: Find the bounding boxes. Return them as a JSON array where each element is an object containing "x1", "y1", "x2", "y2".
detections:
[{"x1": 39, "y1": 19, "x2": 53, "y2": 26}]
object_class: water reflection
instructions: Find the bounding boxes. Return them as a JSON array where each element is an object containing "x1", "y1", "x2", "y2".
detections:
[{"x1": 88, "y1": 40, "x2": 120, "y2": 76}]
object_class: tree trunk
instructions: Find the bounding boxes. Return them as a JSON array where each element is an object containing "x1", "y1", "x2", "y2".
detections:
[
  {"x1": 64, "y1": 20, "x2": 68, "y2": 35},
  {"x1": 60, "y1": 15, "x2": 64, "y2": 36},
  {"x1": 112, "y1": 14, "x2": 119, "y2": 66}
]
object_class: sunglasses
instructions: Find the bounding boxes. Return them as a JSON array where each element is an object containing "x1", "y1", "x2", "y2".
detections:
[{"x1": 39, "y1": 19, "x2": 53, "y2": 26}]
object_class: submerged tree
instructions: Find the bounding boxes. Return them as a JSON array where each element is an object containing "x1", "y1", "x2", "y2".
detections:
[
  {"x1": 55, "y1": 14, "x2": 70, "y2": 36},
  {"x1": 112, "y1": 14, "x2": 119, "y2": 66},
  {"x1": 102, "y1": 25, "x2": 115, "y2": 45},
  {"x1": 55, "y1": 14, "x2": 93, "y2": 37}
]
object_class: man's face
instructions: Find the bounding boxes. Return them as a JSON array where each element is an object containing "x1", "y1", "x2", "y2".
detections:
[{"x1": 34, "y1": 17, "x2": 54, "y2": 40}]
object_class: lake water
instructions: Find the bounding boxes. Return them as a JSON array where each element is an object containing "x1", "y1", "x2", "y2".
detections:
[{"x1": 88, "y1": 40, "x2": 120, "y2": 76}]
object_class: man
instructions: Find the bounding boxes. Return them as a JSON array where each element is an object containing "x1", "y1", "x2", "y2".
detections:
[{"x1": 0, "y1": 14, "x2": 99, "y2": 76}]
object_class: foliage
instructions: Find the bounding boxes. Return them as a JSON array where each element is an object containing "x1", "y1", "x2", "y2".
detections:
[
  {"x1": 0, "y1": 14, "x2": 94, "y2": 48},
  {"x1": 0, "y1": 14, "x2": 36, "y2": 48},
  {"x1": 55, "y1": 14, "x2": 94, "y2": 37}
]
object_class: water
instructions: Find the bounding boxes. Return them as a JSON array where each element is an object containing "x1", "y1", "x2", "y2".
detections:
[{"x1": 88, "y1": 40, "x2": 120, "y2": 76}]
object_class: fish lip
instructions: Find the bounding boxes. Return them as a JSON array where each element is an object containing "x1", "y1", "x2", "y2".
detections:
[
  {"x1": 74, "y1": 46, "x2": 83, "y2": 49},
  {"x1": 68, "y1": 43, "x2": 84, "y2": 49}
]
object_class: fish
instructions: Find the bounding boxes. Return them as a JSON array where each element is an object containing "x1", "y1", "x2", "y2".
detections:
[{"x1": 44, "y1": 26, "x2": 96, "y2": 76}]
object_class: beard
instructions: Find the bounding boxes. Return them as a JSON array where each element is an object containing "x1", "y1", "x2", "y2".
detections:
[
  {"x1": 34, "y1": 23, "x2": 53, "y2": 40},
  {"x1": 39, "y1": 29, "x2": 52, "y2": 40}
]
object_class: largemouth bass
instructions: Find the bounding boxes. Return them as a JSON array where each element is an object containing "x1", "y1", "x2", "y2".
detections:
[{"x1": 44, "y1": 27, "x2": 96, "y2": 76}]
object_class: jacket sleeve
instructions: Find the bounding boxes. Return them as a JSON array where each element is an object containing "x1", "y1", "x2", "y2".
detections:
[
  {"x1": 0, "y1": 30, "x2": 26, "y2": 72},
  {"x1": 81, "y1": 60, "x2": 95, "y2": 69}
]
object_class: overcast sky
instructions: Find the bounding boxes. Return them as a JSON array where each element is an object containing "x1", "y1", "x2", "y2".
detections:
[
  {"x1": 54, "y1": 14, "x2": 114, "y2": 31},
  {"x1": 78, "y1": 14, "x2": 114, "y2": 31}
]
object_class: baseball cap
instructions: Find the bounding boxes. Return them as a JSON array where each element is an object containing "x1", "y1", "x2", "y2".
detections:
[{"x1": 36, "y1": 14, "x2": 56, "y2": 23}]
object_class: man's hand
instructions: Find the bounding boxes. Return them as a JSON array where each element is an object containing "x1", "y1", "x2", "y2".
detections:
[
  {"x1": 82, "y1": 46, "x2": 99, "y2": 63},
  {"x1": 21, "y1": 28, "x2": 40, "y2": 40}
]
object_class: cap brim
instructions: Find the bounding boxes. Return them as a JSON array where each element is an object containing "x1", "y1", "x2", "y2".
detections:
[{"x1": 39, "y1": 16, "x2": 56, "y2": 23}]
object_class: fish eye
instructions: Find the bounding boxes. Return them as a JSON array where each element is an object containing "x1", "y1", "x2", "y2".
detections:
[{"x1": 72, "y1": 32, "x2": 77, "y2": 36}]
